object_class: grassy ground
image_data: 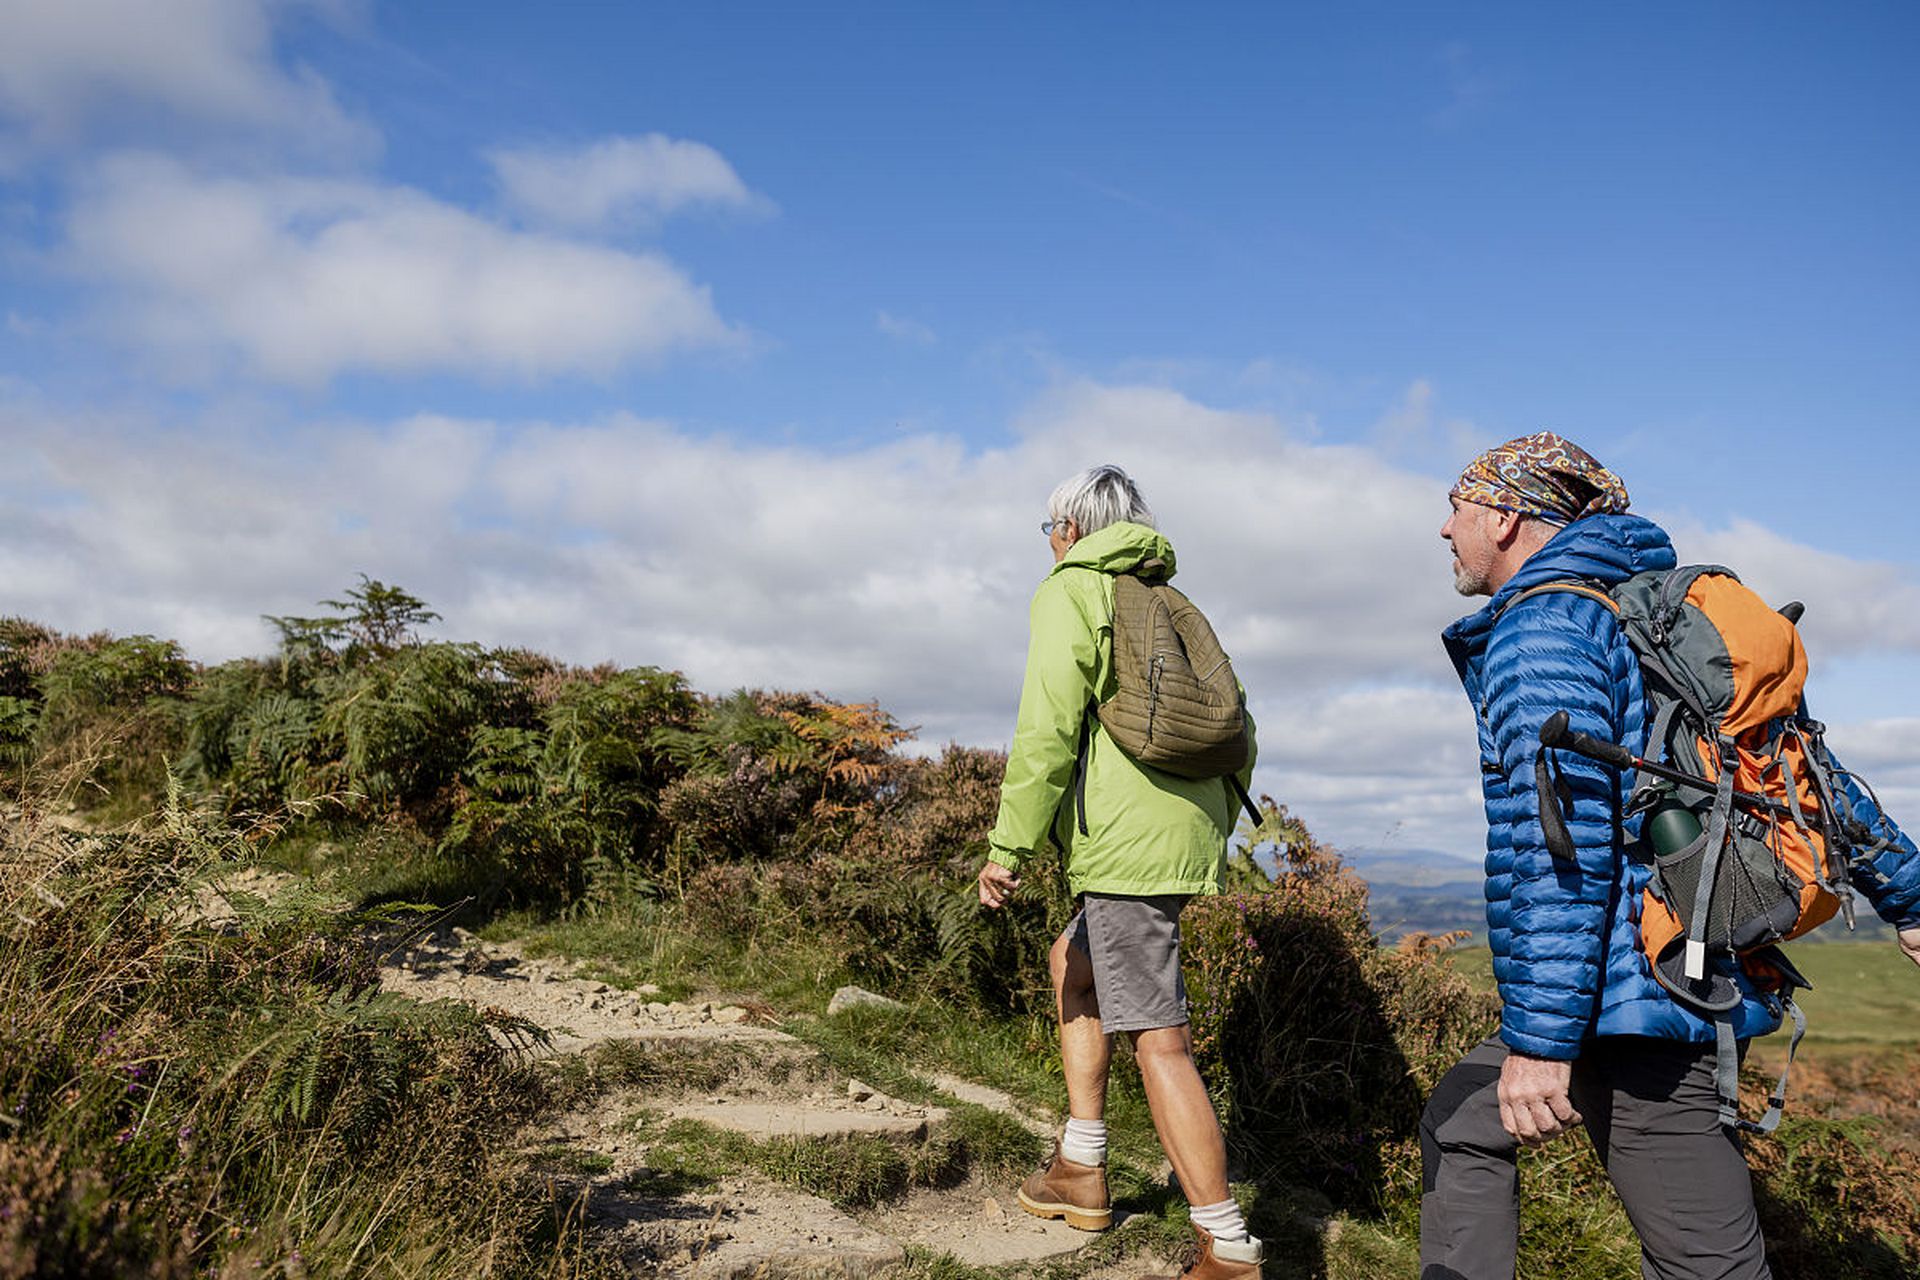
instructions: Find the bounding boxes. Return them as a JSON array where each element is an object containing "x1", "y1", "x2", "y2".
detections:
[
  {"x1": 1777, "y1": 939, "x2": 1920, "y2": 1051},
  {"x1": 489, "y1": 899, "x2": 1920, "y2": 1279},
  {"x1": 1442, "y1": 938, "x2": 1920, "y2": 1054},
  {"x1": 485, "y1": 902, "x2": 1171, "y2": 1176},
  {"x1": 493, "y1": 900, "x2": 1429, "y2": 1278}
]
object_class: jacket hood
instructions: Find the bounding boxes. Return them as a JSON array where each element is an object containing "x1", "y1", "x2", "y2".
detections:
[
  {"x1": 1049, "y1": 521, "x2": 1177, "y2": 579},
  {"x1": 1443, "y1": 513, "x2": 1676, "y2": 651}
]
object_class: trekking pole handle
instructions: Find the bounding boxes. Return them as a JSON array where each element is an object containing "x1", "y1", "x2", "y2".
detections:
[
  {"x1": 1538, "y1": 711, "x2": 1636, "y2": 771},
  {"x1": 1539, "y1": 710, "x2": 1798, "y2": 820}
]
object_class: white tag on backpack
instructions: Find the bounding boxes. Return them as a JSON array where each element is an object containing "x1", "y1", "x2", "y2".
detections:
[{"x1": 1685, "y1": 939, "x2": 1708, "y2": 981}]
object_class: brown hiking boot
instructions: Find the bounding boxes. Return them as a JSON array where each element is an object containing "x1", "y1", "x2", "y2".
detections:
[
  {"x1": 1141, "y1": 1226, "x2": 1264, "y2": 1279},
  {"x1": 1015, "y1": 1142, "x2": 1111, "y2": 1230}
]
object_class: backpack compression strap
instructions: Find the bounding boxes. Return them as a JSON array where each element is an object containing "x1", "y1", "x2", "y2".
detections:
[{"x1": 1715, "y1": 991, "x2": 1805, "y2": 1134}]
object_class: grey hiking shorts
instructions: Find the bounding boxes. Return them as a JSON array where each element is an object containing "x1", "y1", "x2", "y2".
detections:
[{"x1": 1062, "y1": 893, "x2": 1190, "y2": 1034}]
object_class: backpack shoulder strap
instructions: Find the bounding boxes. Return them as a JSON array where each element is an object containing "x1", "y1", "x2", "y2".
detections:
[{"x1": 1498, "y1": 580, "x2": 1621, "y2": 618}]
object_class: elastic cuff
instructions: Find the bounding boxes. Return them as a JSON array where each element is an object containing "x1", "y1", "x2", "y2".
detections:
[{"x1": 1499, "y1": 1030, "x2": 1580, "y2": 1061}]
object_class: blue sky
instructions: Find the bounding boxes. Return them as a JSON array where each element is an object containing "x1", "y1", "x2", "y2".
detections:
[
  {"x1": 2, "y1": 1, "x2": 1916, "y2": 855},
  {"x1": 348, "y1": 3, "x2": 1920, "y2": 486}
]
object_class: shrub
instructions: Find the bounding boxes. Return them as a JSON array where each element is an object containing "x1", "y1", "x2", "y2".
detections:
[
  {"x1": 35, "y1": 635, "x2": 192, "y2": 711},
  {"x1": 26, "y1": 635, "x2": 193, "y2": 806},
  {"x1": 0, "y1": 618, "x2": 59, "y2": 700},
  {"x1": 182, "y1": 658, "x2": 329, "y2": 812},
  {"x1": 321, "y1": 641, "x2": 499, "y2": 817},
  {"x1": 0, "y1": 1137, "x2": 184, "y2": 1279},
  {"x1": 673, "y1": 743, "x2": 1067, "y2": 1014},
  {"x1": 539, "y1": 665, "x2": 698, "y2": 855},
  {"x1": 265, "y1": 575, "x2": 441, "y2": 665},
  {"x1": 657, "y1": 762, "x2": 816, "y2": 871},
  {"x1": 853, "y1": 744, "x2": 1007, "y2": 872},
  {"x1": 654, "y1": 691, "x2": 910, "y2": 872},
  {"x1": 0, "y1": 696, "x2": 34, "y2": 771},
  {"x1": 1183, "y1": 805, "x2": 1497, "y2": 1209},
  {"x1": 1752, "y1": 1112, "x2": 1920, "y2": 1274},
  {"x1": 0, "y1": 620, "x2": 65, "y2": 770},
  {"x1": 435, "y1": 666, "x2": 697, "y2": 905}
]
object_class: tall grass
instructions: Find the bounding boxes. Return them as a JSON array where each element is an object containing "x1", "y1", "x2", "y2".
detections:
[{"x1": 0, "y1": 766, "x2": 612, "y2": 1279}]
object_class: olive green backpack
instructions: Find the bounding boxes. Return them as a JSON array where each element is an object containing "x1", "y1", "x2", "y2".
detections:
[{"x1": 1066, "y1": 557, "x2": 1260, "y2": 836}]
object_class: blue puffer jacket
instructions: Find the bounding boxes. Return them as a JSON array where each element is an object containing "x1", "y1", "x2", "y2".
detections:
[
  {"x1": 1445, "y1": 516, "x2": 1747, "y2": 1057},
  {"x1": 1444, "y1": 514, "x2": 1920, "y2": 1060}
]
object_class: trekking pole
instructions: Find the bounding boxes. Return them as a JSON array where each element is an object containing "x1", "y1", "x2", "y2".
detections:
[{"x1": 1537, "y1": 711, "x2": 1795, "y2": 820}]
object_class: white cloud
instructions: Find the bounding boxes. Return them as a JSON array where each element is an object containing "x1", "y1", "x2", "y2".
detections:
[
  {"x1": 1246, "y1": 685, "x2": 1484, "y2": 854},
  {"x1": 61, "y1": 154, "x2": 742, "y2": 384},
  {"x1": 1368, "y1": 377, "x2": 1487, "y2": 466},
  {"x1": 5, "y1": 379, "x2": 1918, "y2": 857},
  {"x1": 1664, "y1": 517, "x2": 1920, "y2": 660},
  {"x1": 877, "y1": 310, "x2": 938, "y2": 345},
  {"x1": 487, "y1": 134, "x2": 758, "y2": 232},
  {"x1": 0, "y1": 0, "x2": 373, "y2": 159},
  {"x1": 1824, "y1": 717, "x2": 1920, "y2": 837}
]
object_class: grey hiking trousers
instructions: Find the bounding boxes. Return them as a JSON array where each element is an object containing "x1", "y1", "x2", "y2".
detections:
[{"x1": 1419, "y1": 1034, "x2": 1770, "y2": 1280}]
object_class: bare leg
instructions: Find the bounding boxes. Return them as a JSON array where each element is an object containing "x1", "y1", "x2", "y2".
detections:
[
  {"x1": 1051, "y1": 929, "x2": 1111, "y2": 1120},
  {"x1": 1131, "y1": 1024, "x2": 1229, "y2": 1205}
]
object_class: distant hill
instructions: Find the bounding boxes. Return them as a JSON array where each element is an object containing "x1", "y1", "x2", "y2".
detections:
[
  {"x1": 1338, "y1": 846, "x2": 1483, "y2": 889},
  {"x1": 1331, "y1": 846, "x2": 1486, "y2": 942},
  {"x1": 1331, "y1": 845, "x2": 1900, "y2": 944}
]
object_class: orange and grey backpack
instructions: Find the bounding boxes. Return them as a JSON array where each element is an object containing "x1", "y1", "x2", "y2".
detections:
[{"x1": 1521, "y1": 565, "x2": 1893, "y2": 1132}]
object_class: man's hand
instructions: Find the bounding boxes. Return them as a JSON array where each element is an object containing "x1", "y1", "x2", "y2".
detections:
[
  {"x1": 977, "y1": 861, "x2": 1021, "y2": 909},
  {"x1": 1900, "y1": 926, "x2": 1920, "y2": 971},
  {"x1": 1497, "y1": 1051, "x2": 1582, "y2": 1147}
]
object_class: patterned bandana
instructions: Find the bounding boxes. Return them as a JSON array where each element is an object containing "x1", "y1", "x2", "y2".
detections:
[{"x1": 1449, "y1": 431, "x2": 1630, "y2": 523}]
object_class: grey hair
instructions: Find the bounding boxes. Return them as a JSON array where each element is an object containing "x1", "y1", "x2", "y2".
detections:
[{"x1": 1047, "y1": 464, "x2": 1155, "y2": 536}]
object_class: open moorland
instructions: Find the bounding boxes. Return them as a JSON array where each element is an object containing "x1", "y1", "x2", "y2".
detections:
[{"x1": 3, "y1": 583, "x2": 1917, "y2": 1279}]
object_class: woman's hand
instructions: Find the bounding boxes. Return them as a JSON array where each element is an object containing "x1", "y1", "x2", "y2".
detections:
[{"x1": 977, "y1": 862, "x2": 1021, "y2": 908}]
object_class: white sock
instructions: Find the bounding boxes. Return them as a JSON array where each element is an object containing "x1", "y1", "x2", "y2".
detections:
[
  {"x1": 1060, "y1": 1117, "x2": 1107, "y2": 1166},
  {"x1": 1189, "y1": 1198, "x2": 1251, "y2": 1244}
]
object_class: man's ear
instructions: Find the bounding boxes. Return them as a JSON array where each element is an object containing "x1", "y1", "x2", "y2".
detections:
[{"x1": 1488, "y1": 507, "x2": 1525, "y2": 548}]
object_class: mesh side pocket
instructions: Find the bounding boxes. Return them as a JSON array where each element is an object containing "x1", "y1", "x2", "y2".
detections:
[
  {"x1": 1725, "y1": 833, "x2": 1803, "y2": 950},
  {"x1": 1652, "y1": 830, "x2": 1716, "y2": 946}
]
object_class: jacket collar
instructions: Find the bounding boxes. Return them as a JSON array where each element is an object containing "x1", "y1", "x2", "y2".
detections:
[
  {"x1": 1441, "y1": 513, "x2": 1677, "y2": 681},
  {"x1": 1050, "y1": 521, "x2": 1178, "y2": 579}
]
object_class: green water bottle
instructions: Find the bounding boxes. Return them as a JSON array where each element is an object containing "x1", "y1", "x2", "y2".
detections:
[
  {"x1": 1645, "y1": 789, "x2": 1708, "y2": 979},
  {"x1": 1646, "y1": 794, "x2": 1703, "y2": 857}
]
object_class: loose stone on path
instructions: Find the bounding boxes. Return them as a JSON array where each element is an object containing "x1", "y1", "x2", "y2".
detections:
[{"x1": 825, "y1": 985, "x2": 906, "y2": 1015}]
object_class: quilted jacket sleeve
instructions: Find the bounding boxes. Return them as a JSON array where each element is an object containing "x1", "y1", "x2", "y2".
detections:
[
  {"x1": 1483, "y1": 595, "x2": 1629, "y2": 1059},
  {"x1": 1829, "y1": 759, "x2": 1920, "y2": 930}
]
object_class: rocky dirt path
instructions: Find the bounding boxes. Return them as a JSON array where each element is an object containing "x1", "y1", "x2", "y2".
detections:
[{"x1": 374, "y1": 927, "x2": 1146, "y2": 1278}]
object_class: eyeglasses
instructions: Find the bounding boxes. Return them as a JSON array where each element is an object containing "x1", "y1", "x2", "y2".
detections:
[{"x1": 1041, "y1": 518, "x2": 1064, "y2": 536}]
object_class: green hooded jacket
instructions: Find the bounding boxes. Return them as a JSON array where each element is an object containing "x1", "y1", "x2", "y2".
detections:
[{"x1": 985, "y1": 522, "x2": 1254, "y2": 897}]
